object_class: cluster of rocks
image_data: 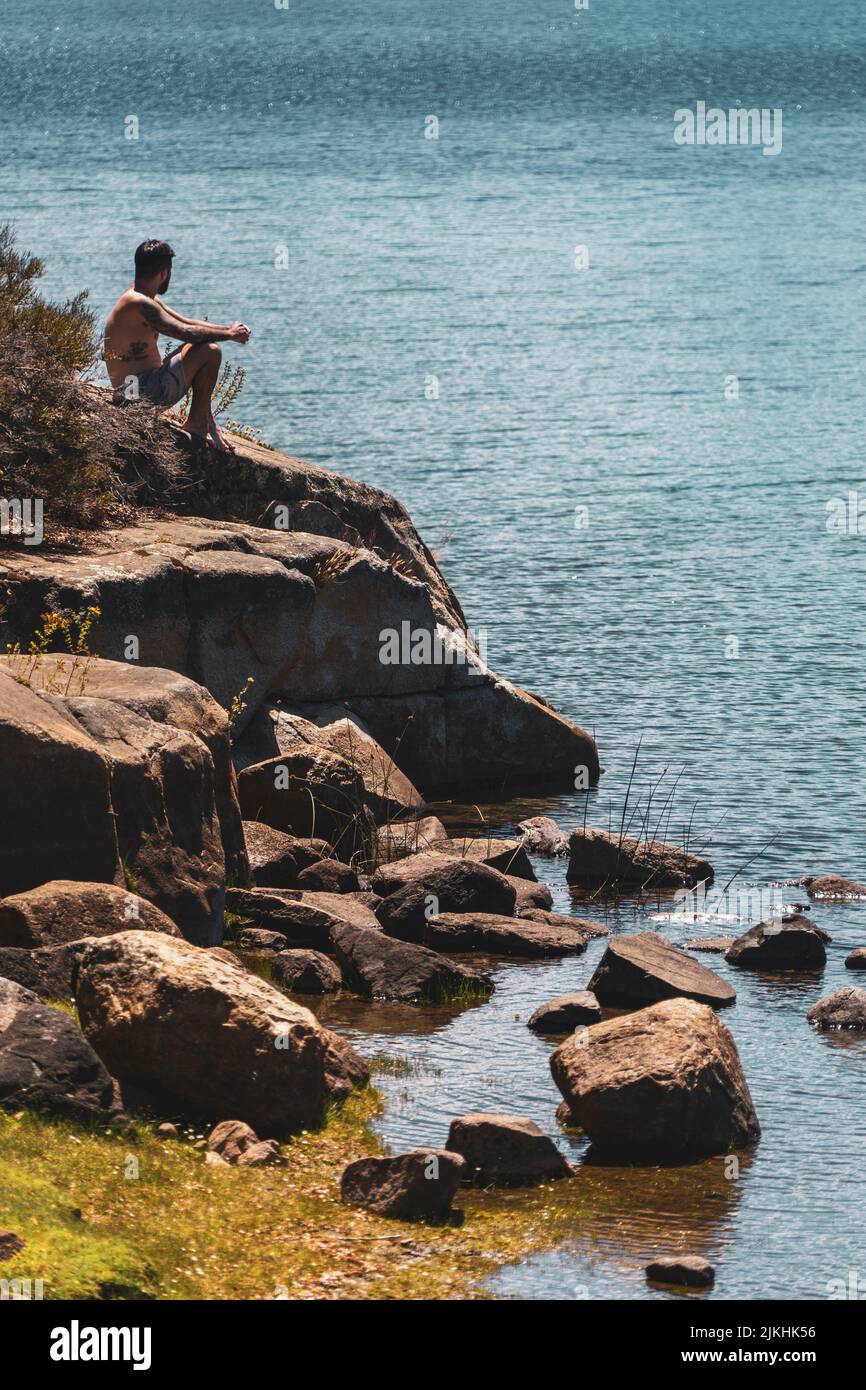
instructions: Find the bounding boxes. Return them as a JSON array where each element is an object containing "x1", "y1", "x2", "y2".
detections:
[{"x1": 340, "y1": 1111, "x2": 574, "y2": 1222}]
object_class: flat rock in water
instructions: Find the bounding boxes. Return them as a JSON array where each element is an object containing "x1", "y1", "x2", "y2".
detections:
[
  {"x1": 341, "y1": 1149, "x2": 466, "y2": 1222},
  {"x1": 233, "y1": 928, "x2": 288, "y2": 953},
  {"x1": 446, "y1": 1112, "x2": 574, "y2": 1185},
  {"x1": 421, "y1": 912, "x2": 590, "y2": 959},
  {"x1": 520, "y1": 908, "x2": 609, "y2": 938},
  {"x1": 567, "y1": 829, "x2": 713, "y2": 890},
  {"x1": 550, "y1": 997, "x2": 760, "y2": 1159},
  {"x1": 845, "y1": 948, "x2": 866, "y2": 971},
  {"x1": 0, "y1": 977, "x2": 124, "y2": 1125},
  {"x1": 803, "y1": 874, "x2": 866, "y2": 901},
  {"x1": 588, "y1": 932, "x2": 735, "y2": 1009},
  {"x1": 330, "y1": 922, "x2": 492, "y2": 1003},
  {"x1": 684, "y1": 936, "x2": 736, "y2": 953},
  {"x1": 808, "y1": 987, "x2": 866, "y2": 1030},
  {"x1": 646, "y1": 1255, "x2": 715, "y2": 1289},
  {"x1": 528, "y1": 992, "x2": 602, "y2": 1033},
  {"x1": 725, "y1": 914, "x2": 828, "y2": 970}
]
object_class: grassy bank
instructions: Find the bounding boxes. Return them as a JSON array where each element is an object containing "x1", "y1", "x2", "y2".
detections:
[{"x1": 0, "y1": 1088, "x2": 599, "y2": 1301}]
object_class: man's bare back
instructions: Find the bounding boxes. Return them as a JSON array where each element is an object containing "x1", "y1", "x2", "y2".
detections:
[{"x1": 104, "y1": 239, "x2": 250, "y2": 453}]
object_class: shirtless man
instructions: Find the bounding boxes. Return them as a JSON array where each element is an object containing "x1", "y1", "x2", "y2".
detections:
[{"x1": 103, "y1": 239, "x2": 251, "y2": 452}]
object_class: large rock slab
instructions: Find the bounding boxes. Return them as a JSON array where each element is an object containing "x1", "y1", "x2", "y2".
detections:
[
  {"x1": 340, "y1": 1149, "x2": 465, "y2": 1222},
  {"x1": 0, "y1": 507, "x2": 599, "y2": 790},
  {"x1": 445, "y1": 1113, "x2": 573, "y2": 1186},
  {"x1": 421, "y1": 912, "x2": 591, "y2": 959},
  {"x1": 330, "y1": 922, "x2": 493, "y2": 1003},
  {"x1": 567, "y1": 830, "x2": 713, "y2": 890},
  {"x1": 0, "y1": 881, "x2": 180, "y2": 949},
  {"x1": 807, "y1": 987, "x2": 866, "y2": 1030},
  {"x1": 725, "y1": 915, "x2": 828, "y2": 970},
  {"x1": 588, "y1": 932, "x2": 735, "y2": 1009},
  {"x1": 550, "y1": 998, "x2": 759, "y2": 1159},
  {"x1": 74, "y1": 931, "x2": 368, "y2": 1133},
  {"x1": 375, "y1": 860, "x2": 517, "y2": 942},
  {"x1": 0, "y1": 978, "x2": 123, "y2": 1124}
]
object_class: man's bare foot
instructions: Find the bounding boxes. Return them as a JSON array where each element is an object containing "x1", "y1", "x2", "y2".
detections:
[{"x1": 207, "y1": 413, "x2": 236, "y2": 454}]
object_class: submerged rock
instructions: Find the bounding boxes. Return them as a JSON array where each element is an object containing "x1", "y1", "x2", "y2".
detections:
[
  {"x1": 808, "y1": 987, "x2": 866, "y2": 1030},
  {"x1": 421, "y1": 912, "x2": 591, "y2": 959},
  {"x1": 527, "y1": 992, "x2": 602, "y2": 1033},
  {"x1": 684, "y1": 936, "x2": 736, "y2": 953},
  {"x1": 74, "y1": 930, "x2": 367, "y2": 1134},
  {"x1": 567, "y1": 830, "x2": 713, "y2": 890},
  {"x1": 646, "y1": 1255, "x2": 715, "y2": 1289},
  {"x1": 340, "y1": 1149, "x2": 465, "y2": 1222},
  {"x1": 0, "y1": 880, "x2": 179, "y2": 949},
  {"x1": 445, "y1": 1113, "x2": 574, "y2": 1186},
  {"x1": 550, "y1": 997, "x2": 760, "y2": 1159},
  {"x1": 330, "y1": 922, "x2": 493, "y2": 1003},
  {"x1": 725, "y1": 915, "x2": 828, "y2": 970},
  {"x1": 802, "y1": 874, "x2": 866, "y2": 901},
  {"x1": 588, "y1": 932, "x2": 735, "y2": 1009},
  {"x1": 0, "y1": 977, "x2": 124, "y2": 1125}
]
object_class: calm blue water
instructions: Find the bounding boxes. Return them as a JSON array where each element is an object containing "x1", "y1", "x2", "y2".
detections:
[{"x1": 2, "y1": 0, "x2": 865, "y2": 1300}]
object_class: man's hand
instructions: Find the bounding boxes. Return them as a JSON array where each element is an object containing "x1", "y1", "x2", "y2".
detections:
[{"x1": 228, "y1": 322, "x2": 251, "y2": 343}]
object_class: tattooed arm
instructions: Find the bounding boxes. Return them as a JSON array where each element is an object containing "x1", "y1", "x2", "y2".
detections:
[{"x1": 133, "y1": 294, "x2": 248, "y2": 344}]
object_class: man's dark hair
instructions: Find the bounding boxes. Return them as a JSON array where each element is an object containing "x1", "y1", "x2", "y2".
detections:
[{"x1": 134, "y1": 239, "x2": 175, "y2": 279}]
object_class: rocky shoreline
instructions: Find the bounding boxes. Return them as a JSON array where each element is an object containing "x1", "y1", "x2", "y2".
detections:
[{"x1": 2, "y1": 431, "x2": 865, "y2": 1297}]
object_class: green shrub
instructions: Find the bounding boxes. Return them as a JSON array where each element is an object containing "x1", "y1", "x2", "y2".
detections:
[{"x1": 0, "y1": 225, "x2": 186, "y2": 537}]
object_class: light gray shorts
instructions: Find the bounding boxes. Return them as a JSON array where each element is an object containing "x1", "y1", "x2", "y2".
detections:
[{"x1": 136, "y1": 349, "x2": 187, "y2": 407}]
